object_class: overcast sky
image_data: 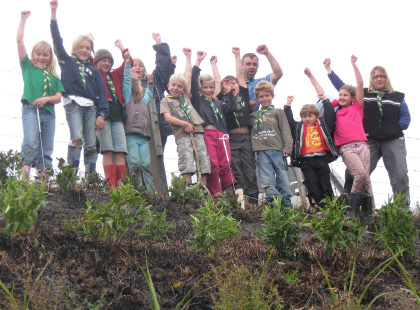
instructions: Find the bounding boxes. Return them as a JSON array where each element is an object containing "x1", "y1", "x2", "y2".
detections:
[{"x1": 1, "y1": 0, "x2": 419, "y2": 208}]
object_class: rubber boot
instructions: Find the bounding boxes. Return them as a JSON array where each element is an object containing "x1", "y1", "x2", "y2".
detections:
[
  {"x1": 223, "y1": 184, "x2": 235, "y2": 196},
  {"x1": 116, "y1": 165, "x2": 127, "y2": 187},
  {"x1": 361, "y1": 195, "x2": 373, "y2": 224},
  {"x1": 103, "y1": 164, "x2": 117, "y2": 188},
  {"x1": 72, "y1": 160, "x2": 80, "y2": 175},
  {"x1": 348, "y1": 192, "x2": 363, "y2": 219},
  {"x1": 22, "y1": 164, "x2": 32, "y2": 179},
  {"x1": 85, "y1": 163, "x2": 96, "y2": 174}
]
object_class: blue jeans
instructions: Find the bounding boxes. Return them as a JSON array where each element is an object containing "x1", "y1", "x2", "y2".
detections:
[
  {"x1": 126, "y1": 133, "x2": 154, "y2": 192},
  {"x1": 64, "y1": 101, "x2": 98, "y2": 167},
  {"x1": 257, "y1": 150, "x2": 293, "y2": 207},
  {"x1": 21, "y1": 104, "x2": 55, "y2": 170}
]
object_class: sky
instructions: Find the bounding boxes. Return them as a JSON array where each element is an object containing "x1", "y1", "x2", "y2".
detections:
[{"x1": 1, "y1": 0, "x2": 419, "y2": 208}]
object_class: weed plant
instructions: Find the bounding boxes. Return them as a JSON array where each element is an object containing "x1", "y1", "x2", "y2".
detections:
[
  {"x1": 283, "y1": 267, "x2": 301, "y2": 286},
  {"x1": 189, "y1": 196, "x2": 240, "y2": 255},
  {"x1": 216, "y1": 191, "x2": 241, "y2": 210},
  {"x1": 374, "y1": 194, "x2": 418, "y2": 260},
  {"x1": 0, "y1": 177, "x2": 47, "y2": 234},
  {"x1": 310, "y1": 197, "x2": 364, "y2": 256},
  {"x1": 258, "y1": 196, "x2": 307, "y2": 259},
  {"x1": 141, "y1": 208, "x2": 175, "y2": 242},
  {"x1": 54, "y1": 158, "x2": 78, "y2": 191},
  {"x1": 0, "y1": 150, "x2": 22, "y2": 185}
]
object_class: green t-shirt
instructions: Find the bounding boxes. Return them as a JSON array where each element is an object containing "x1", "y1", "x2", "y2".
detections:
[{"x1": 20, "y1": 55, "x2": 65, "y2": 116}]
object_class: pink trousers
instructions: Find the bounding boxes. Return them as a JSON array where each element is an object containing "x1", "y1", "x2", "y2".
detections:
[{"x1": 203, "y1": 129, "x2": 237, "y2": 197}]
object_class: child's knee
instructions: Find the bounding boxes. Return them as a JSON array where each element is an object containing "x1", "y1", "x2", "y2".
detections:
[{"x1": 70, "y1": 138, "x2": 82, "y2": 147}]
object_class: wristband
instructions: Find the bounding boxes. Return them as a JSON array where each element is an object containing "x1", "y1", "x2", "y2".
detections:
[{"x1": 183, "y1": 121, "x2": 188, "y2": 128}]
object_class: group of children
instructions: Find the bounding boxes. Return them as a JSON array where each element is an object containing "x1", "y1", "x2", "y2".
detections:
[{"x1": 18, "y1": 1, "x2": 373, "y2": 221}]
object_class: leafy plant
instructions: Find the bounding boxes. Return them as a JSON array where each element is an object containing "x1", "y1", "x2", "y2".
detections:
[
  {"x1": 189, "y1": 196, "x2": 240, "y2": 255},
  {"x1": 0, "y1": 150, "x2": 22, "y2": 185},
  {"x1": 216, "y1": 191, "x2": 241, "y2": 210},
  {"x1": 310, "y1": 197, "x2": 363, "y2": 255},
  {"x1": 169, "y1": 174, "x2": 208, "y2": 203},
  {"x1": 84, "y1": 289, "x2": 107, "y2": 310},
  {"x1": 0, "y1": 177, "x2": 47, "y2": 234},
  {"x1": 64, "y1": 183, "x2": 149, "y2": 240},
  {"x1": 141, "y1": 208, "x2": 175, "y2": 242},
  {"x1": 54, "y1": 158, "x2": 78, "y2": 191},
  {"x1": 374, "y1": 194, "x2": 418, "y2": 259},
  {"x1": 258, "y1": 196, "x2": 307, "y2": 259}
]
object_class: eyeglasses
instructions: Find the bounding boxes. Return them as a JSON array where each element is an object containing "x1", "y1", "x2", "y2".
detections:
[{"x1": 373, "y1": 75, "x2": 386, "y2": 80}]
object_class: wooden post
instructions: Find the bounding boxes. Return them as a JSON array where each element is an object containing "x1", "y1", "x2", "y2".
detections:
[
  {"x1": 148, "y1": 98, "x2": 168, "y2": 196},
  {"x1": 295, "y1": 167, "x2": 309, "y2": 210}
]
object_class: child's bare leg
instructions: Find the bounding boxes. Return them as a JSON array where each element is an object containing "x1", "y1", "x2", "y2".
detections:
[
  {"x1": 201, "y1": 174, "x2": 207, "y2": 186},
  {"x1": 184, "y1": 173, "x2": 192, "y2": 184}
]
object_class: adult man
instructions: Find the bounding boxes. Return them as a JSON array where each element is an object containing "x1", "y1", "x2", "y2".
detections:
[{"x1": 242, "y1": 45, "x2": 283, "y2": 111}]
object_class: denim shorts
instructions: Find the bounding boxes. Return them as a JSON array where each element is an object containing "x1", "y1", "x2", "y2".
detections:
[
  {"x1": 97, "y1": 119, "x2": 128, "y2": 154},
  {"x1": 176, "y1": 133, "x2": 211, "y2": 175}
]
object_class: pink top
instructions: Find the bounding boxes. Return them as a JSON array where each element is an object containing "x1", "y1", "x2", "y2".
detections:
[{"x1": 331, "y1": 99, "x2": 367, "y2": 146}]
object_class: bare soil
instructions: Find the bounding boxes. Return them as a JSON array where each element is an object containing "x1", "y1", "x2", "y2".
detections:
[{"x1": 1, "y1": 188, "x2": 419, "y2": 309}]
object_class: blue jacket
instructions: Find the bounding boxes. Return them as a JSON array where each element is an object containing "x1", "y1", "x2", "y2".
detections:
[
  {"x1": 50, "y1": 20, "x2": 108, "y2": 119},
  {"x1": 284, "y1": 100, "x2": 339, "y2": 167}
]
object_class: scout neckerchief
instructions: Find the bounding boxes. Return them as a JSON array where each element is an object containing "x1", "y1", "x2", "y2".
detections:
[
  {"x1": 201, "y1": 96, "x2": 224, "y2": 124},
  {"x1": 245, "y1": 77, "x2": 254, "y2": 85},
  {"x1": 106, "y1": 74, "x2": 118, "y2": 103},
  {"x1": 42, "y1": 68, "x2": 51, "y2": 97},
  {"x1": 372, "y1": 89, "x2": 389, "y2": 118},
  {"x1": 254, "y1": 105, "x2": 274, "y2": 132},
  {"x1": 167, "y1": 95, "x2": 191, "y2": 121},
  {"x1": 72, "y1": 56, "x2": 89, "y2": 88}
]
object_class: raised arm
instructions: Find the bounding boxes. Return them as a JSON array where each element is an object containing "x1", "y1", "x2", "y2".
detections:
[
  {"x1": 210, "y1": 56, "x2": 221, "y2": 97},
  {"x1": 50, "y1": 0, "x2": 57, "y2": 21},
  {"x1": 122, "y1": 51, "x2": 132, "y2": 104},
  {"x1": 323, "y1": 58, "x2": 345, "y2": 91},
  {"x1": 304, "y1": 67, "x2": 326, "y2": 97},
  {"x1": 17, "y1": 11, "x2": 31, "y2": 61},
  {"x1": 283, "y1": 96, "x2": 298, "y2": 138},
  {"x1": 144, "y1": 74, "x2": 154, "y2": 105},
  {"x1": 351, "y1": 55, "x2": 363, "y2": 107},
  {"x1": 232, "y1": 47, "x2": 246, "y2": 88},
  {"x1": 183, "y1": 48, "x2": 192, "y2": 94},
  {"x1": 194, "y1": 51, "x2": 206, "y2": 68},
  {"x1": 257, "y1": 45, "x2": 283, "y2": 85},
  {"x1": 151, "y1": 33, "x2": 172, "y2": 92}
]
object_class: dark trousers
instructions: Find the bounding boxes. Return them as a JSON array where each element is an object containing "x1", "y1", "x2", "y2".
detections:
[
  {"x1": 229, "y1": 133, "x2": 259, "y2": 196},
  {"x1": 300, "y1": 156, "x2": 333, "y2": 206}
]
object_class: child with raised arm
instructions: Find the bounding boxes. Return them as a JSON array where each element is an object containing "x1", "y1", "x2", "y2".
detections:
[
  {"x1": 122, "y1": 49, "x2": 155, "y2": 192},
  {"x1": 94, "y1": 39, "x2": 133, "y2": 187},
  {"x1": 50, "y1": 1, "x2": 108, "y2": 175},
  {"x1": 314, "y1": 56, "x2": 372, "y2": 220},
  {"x1": 212, "y1": 47, "x2": 259, "y2": 200},
  {"x1": 284, "y1": 68, "x2": 339, "y2": 210},
  {"x1": 191, "y1": 51, "x2": 237, "y2": 197},
  {"x1": 250, "y1": 81, "x2": 293, "y2": 207},
  {"x1": 160, "y1": 48, "x2": 211, "y2": 186},
  {"x1": 17, "y1": 11, "x2": 65, "y2": 180}
]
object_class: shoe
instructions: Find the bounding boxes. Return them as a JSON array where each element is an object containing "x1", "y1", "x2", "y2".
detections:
[{"x1": 224, "y1": 184, "x2": 235, "y2": 195}]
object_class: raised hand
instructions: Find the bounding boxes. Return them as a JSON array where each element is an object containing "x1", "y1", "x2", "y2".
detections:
[
  {"x1": 256, "y1": 44, "x2": 269, "y2": 55},
  {"x1": 21, "y1": 11, "x2": 31, "y2": 19},
  {"x1": 124, "y1": 51, "x2": 130, "y2": 62},
  {"x1": 147, "y1": 74, "x2": 154, "y2": 83},
  {"x1": 351, "y1": 55, "x2": 357, "y2": 63},
  {"x1": 223, "y1": 79, "x2": 233, "y2": 92},
  {"x1": 183, "y1": 48, "x2": 191, "y2": 56},
  {"x1": 210, "y1": 56, "x2": 217, "y2": 65},
  {"x1": 172, "y1": 55, "x2": 177, "y2": 64},
  {"x1": 286, "y1": 96, "x2": 294, "y2": 106},
  {"x1": 196, "y1": 51, "x2": 206, "y2": 60},
  {"x1": 152, "y1": 33, "x2": 162, "y2": 45},
  {"x1": 232, "y1": 47, "x2": 240, "y2": 56},
  {"x1": 50, "y1": 0, "x2": 58, "y2": 10},
  {"x1": 304, "y1": 67, "x2": 312, "y2": 77}
]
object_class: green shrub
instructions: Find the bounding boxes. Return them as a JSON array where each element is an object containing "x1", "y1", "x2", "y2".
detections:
[
  {"x1": 310, "y1": 197, "x2": 363, "y2": 256},
  {"x1": 55, "y1": 158, "x2": 78, "y2": 191},
  {"x1": 216, "y1": 191, "x2": 241, "y2": 210},
  {"x1": 189, "y1": 197, "x2": 240, "y2": 255},
  {"x1": 258, "y1": 196, "x2": 306, "y2": 259},
  {"x1": 141, "y1": 208, "x2": 175, "y2": 242},
  {"x1": 375, "y1": 194, "x2": 418, "y2": 259},
  {"x1": 0, "y1": 177, "x2": 47, "y2": 234},
  {"x1": 169, "y1": 174, "x2": 208, "y2": 203},
  {"x1": 0, "y1": 150, "x2": 22, "y2": 185}
]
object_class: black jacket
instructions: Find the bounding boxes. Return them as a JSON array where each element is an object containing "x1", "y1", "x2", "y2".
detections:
[{"x1": 284, "y1": 99, "x2": 339, "y2": 167}]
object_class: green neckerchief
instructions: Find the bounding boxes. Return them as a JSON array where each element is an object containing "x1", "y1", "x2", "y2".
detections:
[
  {"x1": 42, "y1": 68, "x2": 52, "y2": 97},
  {"x1": 372, "y1": 89, "x2": 389, "y2": 118},
  {"x1": 167, "y1": 95, "x2": 191, "y2": 122},
  {"x1": 201, "y1": 96, "x2": 224, "y2": 124},
  {"x1": 245, "y1": 77, "x2": 254, "y2": 85},
  {"x1": 106, "y1": 74, "x2": 118, "y2": 103},
  {"x1": 71, "y1": 56, "x2": 89, "y2": 88},
  {"x1": 254, "y1": 105, "x2": 274, "y2": 132}
]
